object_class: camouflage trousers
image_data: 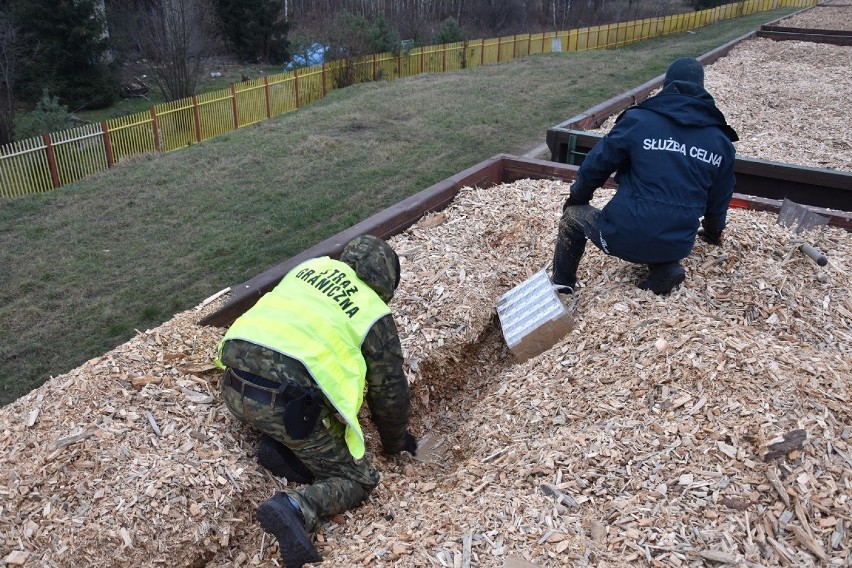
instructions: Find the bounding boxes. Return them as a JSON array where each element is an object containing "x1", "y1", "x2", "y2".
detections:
[{"x1": 220, "y1": 340, "x2": 380, "y2": 532}]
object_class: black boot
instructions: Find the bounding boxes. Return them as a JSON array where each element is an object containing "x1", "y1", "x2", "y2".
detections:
[
  {"x1": 256, "y1": 493, "x2": 322, "y2": 568},
  {"x1": 638, "y1": 262, "x2": 685, "y2": 295},
  {"x1": 257, "y1": 435, "x2": 315, "y2": 484}
]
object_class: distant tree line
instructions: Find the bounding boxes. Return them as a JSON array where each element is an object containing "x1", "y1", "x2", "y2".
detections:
[
  {"x1": 0, "y1": 0, "x2": 706, "y2": 145},
  {"x1": 283, "y1": 0, "x2": 707, "y2": 40}
]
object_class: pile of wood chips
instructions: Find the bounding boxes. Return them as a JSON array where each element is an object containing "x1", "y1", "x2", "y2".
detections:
[
  {"x1": 2, "y1": 28, "x2": 851, "y2": 568},
  {"x1": 780, "y1": 0, "x2": 852, "y2": 31}
]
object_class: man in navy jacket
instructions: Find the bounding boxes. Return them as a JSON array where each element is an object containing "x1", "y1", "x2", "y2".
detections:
[{"x1": 552, "y1": 57, "x2": 738, "y2": 295}]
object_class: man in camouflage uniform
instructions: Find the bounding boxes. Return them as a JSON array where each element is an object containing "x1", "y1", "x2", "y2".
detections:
[{"x1": 216, "y1": 235, "x2": 416, "y2": 568}]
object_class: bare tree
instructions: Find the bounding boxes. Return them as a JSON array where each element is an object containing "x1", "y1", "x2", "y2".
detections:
[
  {"x1": 464, "y1": 0, "x2": 527, "y2": 36},
  {"x1": 111, "y1": 0, "x2": 217, "y2": 101},
  {"x1": 396, "y1": 5, "x2": 431, "y2": 43},
  {"x1": 548, "y1": 0, "x2": 573, "y2": 30}
]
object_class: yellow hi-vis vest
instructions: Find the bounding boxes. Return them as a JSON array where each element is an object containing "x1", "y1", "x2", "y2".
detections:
[{"x1": 216, "y1": 257, "x2": 391, "y2": 459}]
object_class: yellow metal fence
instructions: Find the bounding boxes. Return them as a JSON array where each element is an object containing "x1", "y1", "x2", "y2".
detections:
[{"x1": 0, "y1": 0, "x2": 816, "y2": 199}]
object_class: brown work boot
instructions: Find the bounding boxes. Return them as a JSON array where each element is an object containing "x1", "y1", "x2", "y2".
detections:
[{"x1": 256, "y1": 493, "x2": 321, "y2": 568}]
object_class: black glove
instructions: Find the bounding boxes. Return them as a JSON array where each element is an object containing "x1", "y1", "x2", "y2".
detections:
[
  {"x1": 401, "y1": 431, "x2": 417, "y2": 457},
  {"x1": 383, "y1": 431, "x2": 417, "y2": 457},
  {"x1": 698, "y1": 229, "x2": 724, "y2": 246}
]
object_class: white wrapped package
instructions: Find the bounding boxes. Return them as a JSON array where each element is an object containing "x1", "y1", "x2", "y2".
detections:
[{"x1": 496, "y1": 270, "x2": 574, "y2": 362}]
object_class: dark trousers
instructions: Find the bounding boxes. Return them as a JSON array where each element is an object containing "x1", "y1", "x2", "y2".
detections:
[{"x1": 552, "y1": 204, "x2": 604, "y2": 289}]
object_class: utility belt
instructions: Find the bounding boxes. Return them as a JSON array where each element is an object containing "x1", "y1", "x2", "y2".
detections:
[{"x1": 223, "y1": 368, "x2": 324, "y2": 439}]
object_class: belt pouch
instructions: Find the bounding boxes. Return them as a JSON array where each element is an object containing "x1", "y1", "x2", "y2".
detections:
[{"x1": 284, "y1": 391, "x2": 322, "y2": 439}]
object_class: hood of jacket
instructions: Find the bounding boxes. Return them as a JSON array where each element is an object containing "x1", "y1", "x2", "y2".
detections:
[{"x1": 619, "y1": 81, "x2": 739, "y2": 142}]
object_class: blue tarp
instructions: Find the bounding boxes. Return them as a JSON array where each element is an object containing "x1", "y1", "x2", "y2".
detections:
[{"x1": 285, "y1": 43, "x2": 330, "y2": 70}]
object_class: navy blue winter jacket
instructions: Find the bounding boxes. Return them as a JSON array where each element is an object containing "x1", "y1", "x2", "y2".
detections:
[{"x1": 571, "y1": 81, "x2": 738, "y2": 264}]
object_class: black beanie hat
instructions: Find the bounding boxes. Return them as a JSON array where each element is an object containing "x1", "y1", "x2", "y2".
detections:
[{"x1": 664, "y1": 57, "x2": 704, "y2": 87}]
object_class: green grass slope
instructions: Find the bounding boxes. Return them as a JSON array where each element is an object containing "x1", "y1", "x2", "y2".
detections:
[{"x1": 0, "y1": 9, "x2": 799, "y2": 405}]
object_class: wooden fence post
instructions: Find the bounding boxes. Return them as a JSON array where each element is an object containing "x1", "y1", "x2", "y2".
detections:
[
  {"x1": 294, "y1": 69, "x2": 301, "y2": 108},
  {"x1": 373, "y1": 54, "x2": 377, "y2": 80},
  {"x1": 442, "y1": 45, "x2": 446, "y2": 72},
  {"x1": 264, "y1": 77, "x2": 272, "y2": 118},
  {"x1": 480, "y1": 39, "x2": 485, "y2": 66},
  {"x1": 42, "y1": 134, "x2": 60, "y2": 189},
  {"x1": 322, "y1": 63, "x2": 327, "y2": 97},
  {"x1": 150, "y1": 106, "x2": 161, "y2": 152},
  {"x1": 420, "y1": 48, "x2": 424, "y2": 74},
  {"x1": 230, "y1": 85, "x2": 240, "y2": 129},
  {"x1": 191, "y1": 96, "x2": 202, "y2": 143},
  {"x1": 101, "y1": 121, "x2": 114, "y2": 167}
]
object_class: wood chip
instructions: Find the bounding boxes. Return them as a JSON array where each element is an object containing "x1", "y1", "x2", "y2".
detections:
[
  {"x1": 699, "y1": 549, "x2": 742, "y2": 564},
  {"x1": 503, "y1": 556, "x2": 542, "y2": 568},
  {"x1": 764, "y1": 429, "x2": 807, "y2": 461},
  {"x1": 3, "y1": 551, "x2": 30, "y2": 565},
  {"x1": 766, "y1": 466, "x2": 791, "y2": 507},
  {"x1": 787, "y1": 523, "x2": 828, "y2": 561}
]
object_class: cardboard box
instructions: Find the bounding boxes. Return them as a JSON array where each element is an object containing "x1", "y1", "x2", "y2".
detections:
[{"x1": 496, "y1": 270, "x2": 574, "y2": 362}]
